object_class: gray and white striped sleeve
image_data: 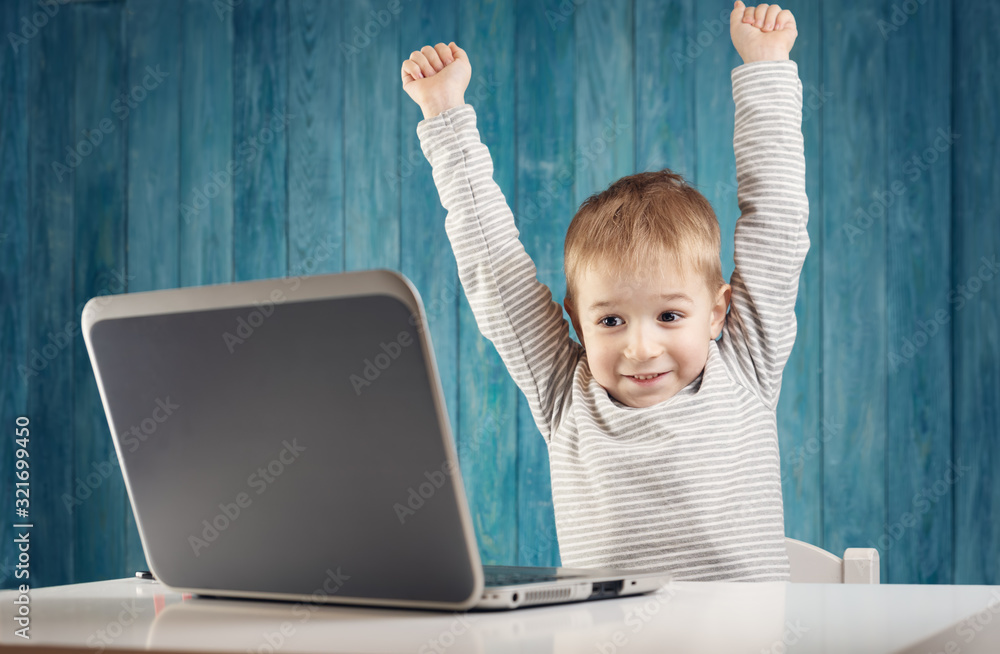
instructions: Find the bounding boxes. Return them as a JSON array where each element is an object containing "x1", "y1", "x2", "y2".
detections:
[
  {"x1": 718, "y1": 60, "x2": 810, "y2": 410},
  {"x1": 416, "y1": 105, "x2": 582, "y2": 442}
]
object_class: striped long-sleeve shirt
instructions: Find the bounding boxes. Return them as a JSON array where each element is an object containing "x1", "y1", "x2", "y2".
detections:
[{"x1": 416, "y1": 60, "x2": 808, "y2": 582}]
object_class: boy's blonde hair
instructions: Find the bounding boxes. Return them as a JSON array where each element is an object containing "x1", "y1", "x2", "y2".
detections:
[{"x1": 563, "y1": 169, "x2": 726, "y2": 313}]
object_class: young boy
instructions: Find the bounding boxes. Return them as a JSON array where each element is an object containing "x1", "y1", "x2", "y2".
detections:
[{"x1": 401, "y1": 1, "x2": 805, "y2": 581}]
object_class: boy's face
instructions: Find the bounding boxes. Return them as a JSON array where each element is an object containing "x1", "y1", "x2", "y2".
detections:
[{"x1": 567, "y1": 263, "x2": 731, "y2": 409}]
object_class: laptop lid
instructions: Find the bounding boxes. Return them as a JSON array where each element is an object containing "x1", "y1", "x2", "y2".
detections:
[{"x1": 82, "y1": 269, "x2": 485, "y2": 611}]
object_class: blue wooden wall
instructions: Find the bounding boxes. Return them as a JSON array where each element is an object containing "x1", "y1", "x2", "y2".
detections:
[{"x1": 1, "y1": 0, "x2": 997, "y2": 588}]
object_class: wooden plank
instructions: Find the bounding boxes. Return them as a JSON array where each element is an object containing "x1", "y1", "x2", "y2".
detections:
[
  {"x1": 575, "y1": 0, "x2": 634, "y2": 202},
  {"x1": 636, "y1": 0, "x2": 695, "y2": 179},
  {"x1": 123, "y1": 0, "x2": 180, "y2": 577},
  {"x1": 0, "y1": 0, "x2": 30, "y2": 591},
  {"x1": 180, "y1": 0, "x2": 234, "y2": 288},
  {"x1": 822, "y1": 0, "x2": 888, "y2": 582},
  {"x1": 72, "y1": 0, "x2": 129, "y2": 584},
  {"x1": 513, "y1": 0, "x2": 574, "y2": 567},
  {"x1": 126, "y1": 0, "x2": 180, "y2": 294},
  {"x1": 342, "y1": 0, "x2": 398, "y2": 272},
  {"x1": 776, "y1": 0, "x2": 823, "y2": 549},
  {"x1": 398, "y1": 1, "x2": 460, "y2": 446},
  {"x1": 457, "y1": 0, "x2": 519, "y2": 565},
  {"x1": 885, "y1": 0, "x2": 953, "y2": 584},
  {"x1": 288, "y1": 0, "x2": 343, "y2": 277},
  {"x1": 26, "y1": 0, "x2": 76, "y2": 587},
  {"x1": 953, "y1": 0, "x2": 1000, "y2": 585},
  {"x1": 233, "y1": 0, "x2": 288, "y2": 282},
  {"x1": 693, "y1": 1, "x2": 741, "y2": 280}
]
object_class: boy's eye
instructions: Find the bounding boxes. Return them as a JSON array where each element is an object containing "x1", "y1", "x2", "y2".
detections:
[{"x1": 598, "y1": 312, "x2": 680, "y2": 328}]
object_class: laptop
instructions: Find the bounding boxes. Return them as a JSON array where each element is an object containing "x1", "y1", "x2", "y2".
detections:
[{"x1": 81, "y1": 268, "x2": 671, "y2": 611}]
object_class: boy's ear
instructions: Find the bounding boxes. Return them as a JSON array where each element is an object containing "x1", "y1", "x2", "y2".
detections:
[{"x1": 710, "y1": 283, "x2": 732, "y2": 340}]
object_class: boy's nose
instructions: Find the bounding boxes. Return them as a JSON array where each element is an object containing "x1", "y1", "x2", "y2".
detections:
[{"x1": 623, "y1": 326, "x2": 664, "y2": 361}]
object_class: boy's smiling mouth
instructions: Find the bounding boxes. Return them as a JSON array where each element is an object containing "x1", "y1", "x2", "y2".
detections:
[{"x1": 624, "y1": 371, "x2": 670, "y2": 383}]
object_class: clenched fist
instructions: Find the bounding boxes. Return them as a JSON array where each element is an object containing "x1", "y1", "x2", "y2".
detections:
[
  {"x1": 730, "y1": 1, "x2": 797, "y2": 64},
  {"x1": 401, "y1": 42, "x2": 472, "y2": 120}
]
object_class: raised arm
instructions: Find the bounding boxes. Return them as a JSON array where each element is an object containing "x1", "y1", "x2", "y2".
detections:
[
  {"x1": 402, "y1": 43, "x2": 582, "y2": 442},
  {"x1": 717, "y1": 3, "x2": 810, "y2": 409}
]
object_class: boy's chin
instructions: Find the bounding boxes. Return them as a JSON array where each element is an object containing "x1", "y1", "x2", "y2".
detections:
[{"x1": 611, "y1": 385, "x2": 679, "y2": 409}]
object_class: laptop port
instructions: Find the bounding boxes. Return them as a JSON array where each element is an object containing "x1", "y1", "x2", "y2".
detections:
[{"x1": 589, "y1": 580, "x2": 624, "y2": 599}]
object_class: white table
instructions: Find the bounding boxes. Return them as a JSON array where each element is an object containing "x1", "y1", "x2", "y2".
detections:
[{"x1": 1, "y1": 577, "x2": 999, "y2": 653}]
